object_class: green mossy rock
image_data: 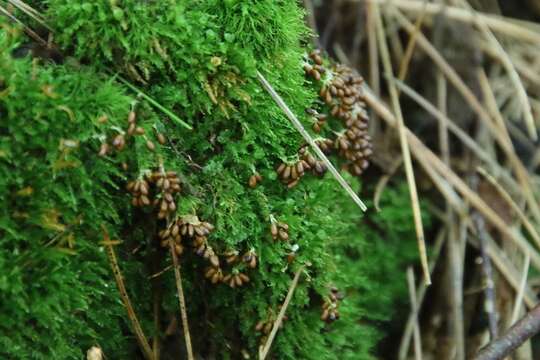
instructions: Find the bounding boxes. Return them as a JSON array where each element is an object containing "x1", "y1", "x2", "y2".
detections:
[{"x1": 0, "y1": 2, "x2": 426, "y2": 359}]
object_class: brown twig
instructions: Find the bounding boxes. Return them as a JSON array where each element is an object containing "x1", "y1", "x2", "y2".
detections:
[
  {"x1": 256, "y1": 70, "x2": 367, "y2": 212},
  {"x1": 475, "y1": 303, "x2": 540, "y2": 360},
  {"x1": 259, "y1": 265, "x2": 305, "y2": 360},
  {"x1": 168, "y1": 230, "x2": 194, "y2": 360},
  {"x1": 101, "y1": 226, "x2": 154, "y2": 360},
  {"x1": 406, "y1": 267, "x2": 422, "y2": 360},
  {"x1": 374, "y1": 5, "x2": 431, "y2": 284},
  {"x1": 472, "y1": 212, "x2": 499, "y2": 340}
]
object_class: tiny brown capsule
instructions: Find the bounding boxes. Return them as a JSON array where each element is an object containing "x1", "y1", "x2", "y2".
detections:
[
  {"x1": 128, "y1": 111, "x2": 136, "y2": 124},
  {"x1": 290, "y1": 165, "x2": 298, "y2": 180},
  {"x1": 255, "y1": 321, "x2": 265, "y2": 332},
  {"x1": 113, "y1": 134, "x2": 125, "y2": 150},
  {"x1": 98, "y1": 143, "x2": 109, "y2": 156},
  {"x1": 163, "y1": 178, "x2": 170, "y2": 190},
  {"x1": 276, "y1": 163, "x2": 286, "y2": 175},
  {"x1": 278, "y1": 229, "x2": 289, "y2": 241},
  {"x1": 211, "y1": 271, "x2": 221, "y2": 284},
  {"x1": 248, "y1": 175, "x2": 258, "y2": 188},
  {"x1": 175, "y1": 244, "x2": 183, "y2": 255},
  {"x1": 239, "y1": 273, "x2": 250, "y2": 283},
  {"x1": 287, "y1": 179, "x2": 299, "y2": 189},
  {"x1": 209, "y1": 254, "x2": 220, "y2": 268},
  {"x1": 168, "y1": 201, "x2": 176, "y2": 212},
  {"x1": 157, "y1": 132, "x2": 167, "y2": 145},
  {"x1": 205, "y1": 267, "x2": 216, "y2": 278},
  {"x1": 270, "y1": 223, "x2": 278, "y2": 238},
  {"x1": 146, "y1": 140, "x2": 156, "y2": 151},
  {"x1": 234, "y1": 274, "x2": 243, "y2": 287},
  {"x1": 126, "y1": 181, "x2": 135, "y2": 192},
  {"x1": 127, "y1": 122, "x2": 136, "y2": 136},
  {"x1": 296, "y1": 161, "x2": 304, "y2": 175},
  {"x1": 160, "y1": 200, "x2": 168, "y2": 212},
  {"x1": 282, "y1": 165, "x2": 291, "y2": 180},
  {"x1": 121, "y1": 162, "x2": 129, "y2": 171},
  {"x1": 188, "y1": 224, "x2": 194, "y2": 237},
  {"x1": 263, "y1": 322, "x2": 273, "y2": 335},
  {"x1": 135, "y1": 126, "x2": 145, "y2": 135},
  {"x1": 140, "y1": 195, "x2": 150, "y2": 206}
]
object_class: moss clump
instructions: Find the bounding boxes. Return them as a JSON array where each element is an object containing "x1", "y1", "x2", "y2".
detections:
[{"x1": 1, "y1": 2, "x2": 426, "y2": 359}]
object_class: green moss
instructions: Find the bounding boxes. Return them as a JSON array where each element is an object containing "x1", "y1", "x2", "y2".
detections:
[{"x1": 1, "y1": 2, "x2": 428, "y2": 359}]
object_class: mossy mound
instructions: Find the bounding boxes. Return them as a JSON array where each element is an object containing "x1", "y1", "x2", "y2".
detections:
[{"x1": 1, "y1": 2, "x2": 425, "y2": 359}]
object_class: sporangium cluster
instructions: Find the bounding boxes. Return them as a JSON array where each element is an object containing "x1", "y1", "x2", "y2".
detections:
[
  {"x1": 303, "y1": 49, "x2": 373, "y2": 177},
  {"x1": 126, "y1": 168, "x2": 181, "y2": 220},
  {"x1": 255, "y1": 309, "x2": 288, "y2": 347},
  {"x1": 270, "y1": 217, "x2": 289, "y2": 241},
  {"x1": 97, "y1": 105, "x2": 158, "y2": 159},
  {"x1": 321, "y1": 287, "x2": 344, "y2": 323}
]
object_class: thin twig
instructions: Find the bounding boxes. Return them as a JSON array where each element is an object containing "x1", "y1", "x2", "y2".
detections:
[
  {"x1": 406, "y1": 267, "x2": 423, "y2": 360},
  {"x1": 399, "y1": 229, "x2": 446, "y2": 360},
  {"x1": 511, "y1": 254, "x2": 530, "y2": 325},
  {"x1": 362, "y1": 86, "x2": 540, "y2": 270},
  {"x1": 100, "y1": 226, "x2": 154, "y2": 360},
  {"x1": 259, "y1": 265, "x2": 305, "y2": 360},
  {"x1": 374, "y1": 5, "x2": 430, "y2": 284},
  {"x1": 455, "y1": 0, "x2": 536, "y2": 140},
  {"x1": 256, "y1": 70, "x2": 367, "y2": 212},
  {"x1": 473, "y1": 212, "x2": 499, "y2": 340},
  {"x1": 357, "y1": 0, "x2": 540, "y2": 44},
  {"x1": 467, "y1": 231, "x2": 536, "y2": 309},
  {"x1": 397, "y1": 2, "x2": 428, "y2": 83},
  {"x1": 168, "y1": 234, "x2": 194, "y2": 360},
  {"x1": 475, "y1": 303, "x2": 540, "y2": 360},
  {"x1": 477, "y1": 167, "x2": 540, "y2": 249}
]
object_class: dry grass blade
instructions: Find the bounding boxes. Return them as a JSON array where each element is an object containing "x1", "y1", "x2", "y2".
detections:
[
  {"x1": 399, "y1": 229, "x2": 445, "y2": 360},
  {"x1": 168, "y1": 236, "x2": 194, "y2": 360},
  {"x1": 391, "y1": 77, "x2": 497, "y2": 167},
  {"x1": 374, "y1": 5, "x2": 431, "y2": 285},
  {"x1": 390, "y1": 8, "x2": 540, "y2": 226},
  {"x1": 511, "y1": 253, "x2": 530, "y2": 325},
  {"x1": 358, "y1": 0, "x2": 540, "y2": 44},
  {"x1": 397, "y1": 2, "x2": 428, "y2": 83},
  {"x1": 0, "y1": 4, "x2": 46, "y2": 45},
  {"x1": 474, "y1": 213, "x2": 499, "y2": 339},
  {"x1": 362, "y1": 87, "x2": 540, "y2": 270},
  {"x1": 259, "y1": 265, "x2": 305, "y2": 360},
  {"x1": 100, "y1": 227, "x2": 154, "y2": 360},
  {"x1": 256, "y1": 70, "x2": 367, "y2": 212},
  {"x1": 468, "y1": 230, "x2": 537, "y2": 309},
  {"x1": 477, "y1": 167, "x2": 540, "y2": 249},
  {"x1": 407, "y1": 267, "x2": 423, "y2": 360},
  {"x1": 6, "y1": 0, "x2": 51, "y2": 31},
  {"x1": 455, "y1": 0, "x2": 537, "y2": 140},
  {"x1": 477, "y1": 69, "x2": 540, "y2": 226}
]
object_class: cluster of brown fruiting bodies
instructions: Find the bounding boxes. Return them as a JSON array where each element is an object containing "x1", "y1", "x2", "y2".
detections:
[
  {"x1": 97, "y1": 108, "x2": 166, "y2": 158},
  {"x1": 276, "y1": 49, "x2": 372, "y2": 187},
  {"x1": 321, "y1": 287, "x2": 344, "y2": 323},
  {"x1": 106, "y1": 109, "x2": 256, "y2": 288}
]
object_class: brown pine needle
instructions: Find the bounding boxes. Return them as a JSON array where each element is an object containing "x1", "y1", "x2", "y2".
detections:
[
  {"x1": 477, "y1": 167, "x2": 540, "y2": 249},
  {"x1": 358, "y1": 0, "x2": 540, "y2": 44},
  {"x1": 362, "y1": 87, "x2": 540, "y2": 270},
  {"x1": 397, "y1": 2, "x2": 427, "y2": 83},
  {"x1": 256, "y1": 70, "x2": 367, "y2": 212},
  {"x1": 101, "y1": 226, "x2": 154, "y2": 360},
  {"x1": 259, "y1": 265, "x2": 305, "y2": 360},
  {"x1": 406, "y1": 267, "x2": 423, "y2": 360},
  {"x1": 374, "y1": 5, "x2": 431, "y2": 285},
  {"x1": 168, "y1": 238, "x2": 194, "y2": 360}
]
